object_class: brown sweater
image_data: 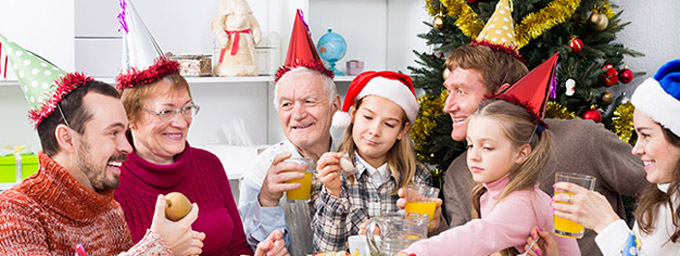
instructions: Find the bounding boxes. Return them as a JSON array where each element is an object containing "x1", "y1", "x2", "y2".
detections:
[
  {"x1": 443, "y1": 118, "x2": 647, "y2": 256},
  {"x1": 0, "y1": 152, "x2": 172, "y2": 256}
]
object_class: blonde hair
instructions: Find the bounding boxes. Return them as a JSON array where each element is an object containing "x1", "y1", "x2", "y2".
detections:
[
  {"x1": 468, "y1": 100, "x2": 553, "y2": 256},
  {"x1": 338, "y1": 98, "x2": 419, "y2": 193}
]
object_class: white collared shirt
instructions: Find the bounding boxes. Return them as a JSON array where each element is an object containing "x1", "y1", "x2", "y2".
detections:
[{"x1": 354, "y1": 152, "x2": 390, "y2": 188}]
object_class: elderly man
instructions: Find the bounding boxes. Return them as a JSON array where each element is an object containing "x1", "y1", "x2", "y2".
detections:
[
  {"x1": 439, "y1": 44, "x2": 646, "y2": 255},
  {"x1": 0, "y1": 35, "x2": 204, "y2": 255},
  {"x1": 238, "y1": 10, "x2": 340, "y2": 256}
]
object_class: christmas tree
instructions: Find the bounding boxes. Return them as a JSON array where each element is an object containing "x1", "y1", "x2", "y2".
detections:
[{"x1": 410, "y1": 0, "x2": 644, "y2": 187}]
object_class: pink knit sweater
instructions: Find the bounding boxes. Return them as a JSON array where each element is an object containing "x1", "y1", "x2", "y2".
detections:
[
  {"x1": 0, "y1": 151, "x2": 172, "y2": 256},
  {"x1": 405, "y1": 175, "x2": 581, "y2": 255}
]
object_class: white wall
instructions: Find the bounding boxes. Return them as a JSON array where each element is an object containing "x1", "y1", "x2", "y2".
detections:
[
  {"x1": 1, "y1": 0, "x2": 678, "y2": 152},
  {"x1": 614, "y1": 0, "x2": 680, "y2": 87},
  {"x1": 0, "y1": 0, "x2": 75, "y2": 77}
]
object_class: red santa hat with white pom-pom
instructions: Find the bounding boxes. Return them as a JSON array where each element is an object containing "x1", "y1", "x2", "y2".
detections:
[{"x1": 332, "y1": 71, "x2": 419, "y2": 129}]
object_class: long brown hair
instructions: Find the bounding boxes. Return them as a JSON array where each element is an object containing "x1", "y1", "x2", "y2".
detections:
[
  {"x1": 338, "y1": 98, "x2": 420, "y2": 193},
  {"x1": 635, "y1": 126, "x2": 680, "y2": 242},
  {"x1": 468, "y1": 100, "x2": 553, "y2": 256}
]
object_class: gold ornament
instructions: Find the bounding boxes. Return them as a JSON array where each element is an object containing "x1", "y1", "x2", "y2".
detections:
[
  {"x1": 589, "y1": 12, "x2": 608, "y2": 31},
  {"x1": 602, "y1": 89, "x2": 613, "y2": 104},
  {"x1": 611, "y1": 102, "x2": 636, "y2": 146},
  {"x1": 433, "y1": 13, "x2": 445, "y2": 30},
  {"x1": 443, "y1": 68, "x2": 450, "y2": 80}
]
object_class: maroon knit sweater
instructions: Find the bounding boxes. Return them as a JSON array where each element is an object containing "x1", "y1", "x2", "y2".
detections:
[
  {"x1": 114, "y1": 143, "x2": 253, "y2": 256},
  {"x1": 0, "y1": 152, "x2": 172, "y2": 255}
]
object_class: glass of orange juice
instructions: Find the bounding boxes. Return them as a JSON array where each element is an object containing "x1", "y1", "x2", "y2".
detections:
[
  {"x1": 285, "y1": 157, "x2": 314, "y2": 202},
  {"x1": 553, "y1": 172, "x2": 596, "y2": 239},
  {"x1": 404, "y1": 184, "x2": 440, "y2": 221}
]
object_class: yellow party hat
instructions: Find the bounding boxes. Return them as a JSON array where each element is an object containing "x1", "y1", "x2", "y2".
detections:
[{"x1": 473, "y1": 0, "x2": 520, "y2": 58}]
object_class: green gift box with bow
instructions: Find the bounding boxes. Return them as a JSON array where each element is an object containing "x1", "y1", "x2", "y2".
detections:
[{"x1": 0, "y1": 146, "x2": 39, "y2": 184}]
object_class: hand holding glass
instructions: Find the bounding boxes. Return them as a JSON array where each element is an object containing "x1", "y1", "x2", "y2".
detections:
[
  {"x1": 553, "y1": 172, "x2": 596, "y2": 239},
  {"x1": 284, "y1": 157, "x2": 314, "y2": 201},
  {"x1": 403, "y1": 184, "x2": 440, "y2": 221}
]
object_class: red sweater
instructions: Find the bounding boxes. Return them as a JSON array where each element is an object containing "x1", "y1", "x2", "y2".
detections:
[
  {"x1": 115, "y1": 143, "x2": 253, "y2": 256},
  {"x1": 0, "y1": 152, "x2": 172, "y2": 256}
]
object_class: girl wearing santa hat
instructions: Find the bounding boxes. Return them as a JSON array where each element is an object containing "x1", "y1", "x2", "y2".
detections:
[{"x1": 311, "y1": 71, "x2": 434, "y2": 252}]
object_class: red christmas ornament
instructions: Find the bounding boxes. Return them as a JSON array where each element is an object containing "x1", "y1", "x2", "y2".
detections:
[
  {"x1": 601, "y1": 64, "x2": 618, "y2": 86},
  {"x1": 466, "y1": 0, "x2": 479, "y2": 3},
  {"x1": 619, "y1": 67, "x2": 634, "y2": 84},
  {"x1": 583, "y1": 109, "x2": 602, "y2": 123},
  {"x1": 568, "y1": 36, "x2": 583, "y2": 53}
]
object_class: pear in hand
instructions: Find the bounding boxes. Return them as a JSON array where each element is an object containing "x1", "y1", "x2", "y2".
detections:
[{"x1": 165, "y1": 192, "x2": 192, "y2": 221}]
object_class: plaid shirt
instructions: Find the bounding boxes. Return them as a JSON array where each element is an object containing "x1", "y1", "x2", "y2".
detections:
[{"x1": 311, "y1": 158, "x2": 432, "y2": 252}]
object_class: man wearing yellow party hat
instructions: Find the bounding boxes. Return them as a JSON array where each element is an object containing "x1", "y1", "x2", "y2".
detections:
[
  {"x1": 0, "y1": 34, "x2": 203, "y2": 255},
  {"x1": 419, "y1": 0, "x2": 646, "y2": 254}
]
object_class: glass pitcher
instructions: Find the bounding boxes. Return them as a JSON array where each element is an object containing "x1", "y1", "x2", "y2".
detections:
[{"x1": 366, "y1": 212, "x2": 428, "y2": 256}]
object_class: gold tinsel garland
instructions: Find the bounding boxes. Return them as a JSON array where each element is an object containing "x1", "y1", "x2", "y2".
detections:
[
  {"x1": 411, "y1": 90, "x2": 449, "y2": 161},
  {"x1": 426, "y1": 0, "x2": 582, "y2": 49},
  {"x1": 611, "y1": 102, "x2": 636, "y2": 145},
  {"x1": 544, "y1": 101, "x2": 578, "y2": 120},
  {"x1": 600, "y1": 1, "x2": 615, "y2": 19},
  {"x1": 440, "y1": 0, "x2": 485, "y2": 39},
  {"x1": 515, "y1": 0, "x2": 582, "y2": 48}
]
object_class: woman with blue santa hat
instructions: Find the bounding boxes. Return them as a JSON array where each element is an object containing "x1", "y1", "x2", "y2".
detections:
[{"x1": 526, "y1": 59, "x2": 680, "y2": 256}]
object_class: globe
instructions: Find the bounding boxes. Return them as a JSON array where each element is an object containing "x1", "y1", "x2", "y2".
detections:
[{"x1": 317, "y1": 29, "x2": 346, "y2": 76}]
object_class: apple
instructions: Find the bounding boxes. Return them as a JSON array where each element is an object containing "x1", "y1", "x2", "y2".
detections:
[{"x1": 165, "y1": 192, "x2": 192, "y2": 221}]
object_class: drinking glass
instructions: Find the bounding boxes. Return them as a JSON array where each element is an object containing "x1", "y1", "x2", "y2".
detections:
[
  {"x1": 553, "y1": 172, "x2": 596, "y2": 239},
  {"x1": 284, "y1": 157, "x2": 314, "y2": 202}
]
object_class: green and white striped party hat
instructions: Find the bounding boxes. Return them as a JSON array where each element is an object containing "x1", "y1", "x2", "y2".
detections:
[{"x1": 0, "y1": 34, "x2": 93, "y2": 128}]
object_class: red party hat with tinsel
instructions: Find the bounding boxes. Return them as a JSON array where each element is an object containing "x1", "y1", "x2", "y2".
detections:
[
  {"x1": 274, "y1": 9, "x2": 334, "y2": 83},
  {"x1": 498, "y1": 52, "x2": 559, "y2": 121},
  {"x1": 0, "y1": 34, "x2": 94, "y2": 128},
  {"x1": 115, "y1": 0, "x2": 179, "y2": 90}
]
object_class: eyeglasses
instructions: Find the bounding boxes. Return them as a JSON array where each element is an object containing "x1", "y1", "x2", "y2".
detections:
[{"x1": 143, "y1": 103, "x2": 200, "y2": 120}]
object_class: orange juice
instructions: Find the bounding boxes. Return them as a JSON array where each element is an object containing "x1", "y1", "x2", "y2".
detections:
[
  {"x1": 405, "y1": 201, "x2": 437, "y2": 220},
  {"x1": 553, "y1": 192, "x2": 584, "y2": 238},
  {"x1": 286, "y1": 171, "x2": 313, "y2": 201}
]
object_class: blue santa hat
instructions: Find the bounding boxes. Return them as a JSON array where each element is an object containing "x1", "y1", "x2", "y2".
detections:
[{"x1": 631, "y1": 59, "x2": 680, "y2": 136}]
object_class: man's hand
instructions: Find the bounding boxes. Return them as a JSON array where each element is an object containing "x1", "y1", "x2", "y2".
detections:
[
  {"x1": 149, "y1": 195, "x2": 205, "y2": 256},
  {"x1": 254, "y1": 229, "x2": 288, "y2": 256},
  {"x1": 316, "y1": 152, "x2": 343, "y2": 197},
  {"x1": 258, "y1": 152, "x2": 307, "y2": 207}
]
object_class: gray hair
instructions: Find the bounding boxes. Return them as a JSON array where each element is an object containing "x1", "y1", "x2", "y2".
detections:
[{"x1": 273, "y1": 67, "x2": 337, "y2": 110}]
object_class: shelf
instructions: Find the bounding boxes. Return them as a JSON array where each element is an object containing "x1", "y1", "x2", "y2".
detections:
[{"x1": 0, "y1": 75, "x2": 356, "y2": 87}]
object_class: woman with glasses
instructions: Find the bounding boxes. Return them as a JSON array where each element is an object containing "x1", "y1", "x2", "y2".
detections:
[{"x1": 114, "y1": 70, "x2": 286, "y2": 256}]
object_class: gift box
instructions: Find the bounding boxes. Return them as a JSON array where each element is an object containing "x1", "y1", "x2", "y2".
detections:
[
  {"x1": 167, "y1": 54, "x2": 212, "y2": 77},
  {"x1": 0, "y1": 154, "x2": 38, "y2": 183},
  {"x1": 346, "y1": 60, "x2": 364, "y2": 76}
]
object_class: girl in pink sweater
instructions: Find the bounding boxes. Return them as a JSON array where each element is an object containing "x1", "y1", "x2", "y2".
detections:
[{"x1": 400, "y1": 99, "x2": 580, "y2": 256}]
